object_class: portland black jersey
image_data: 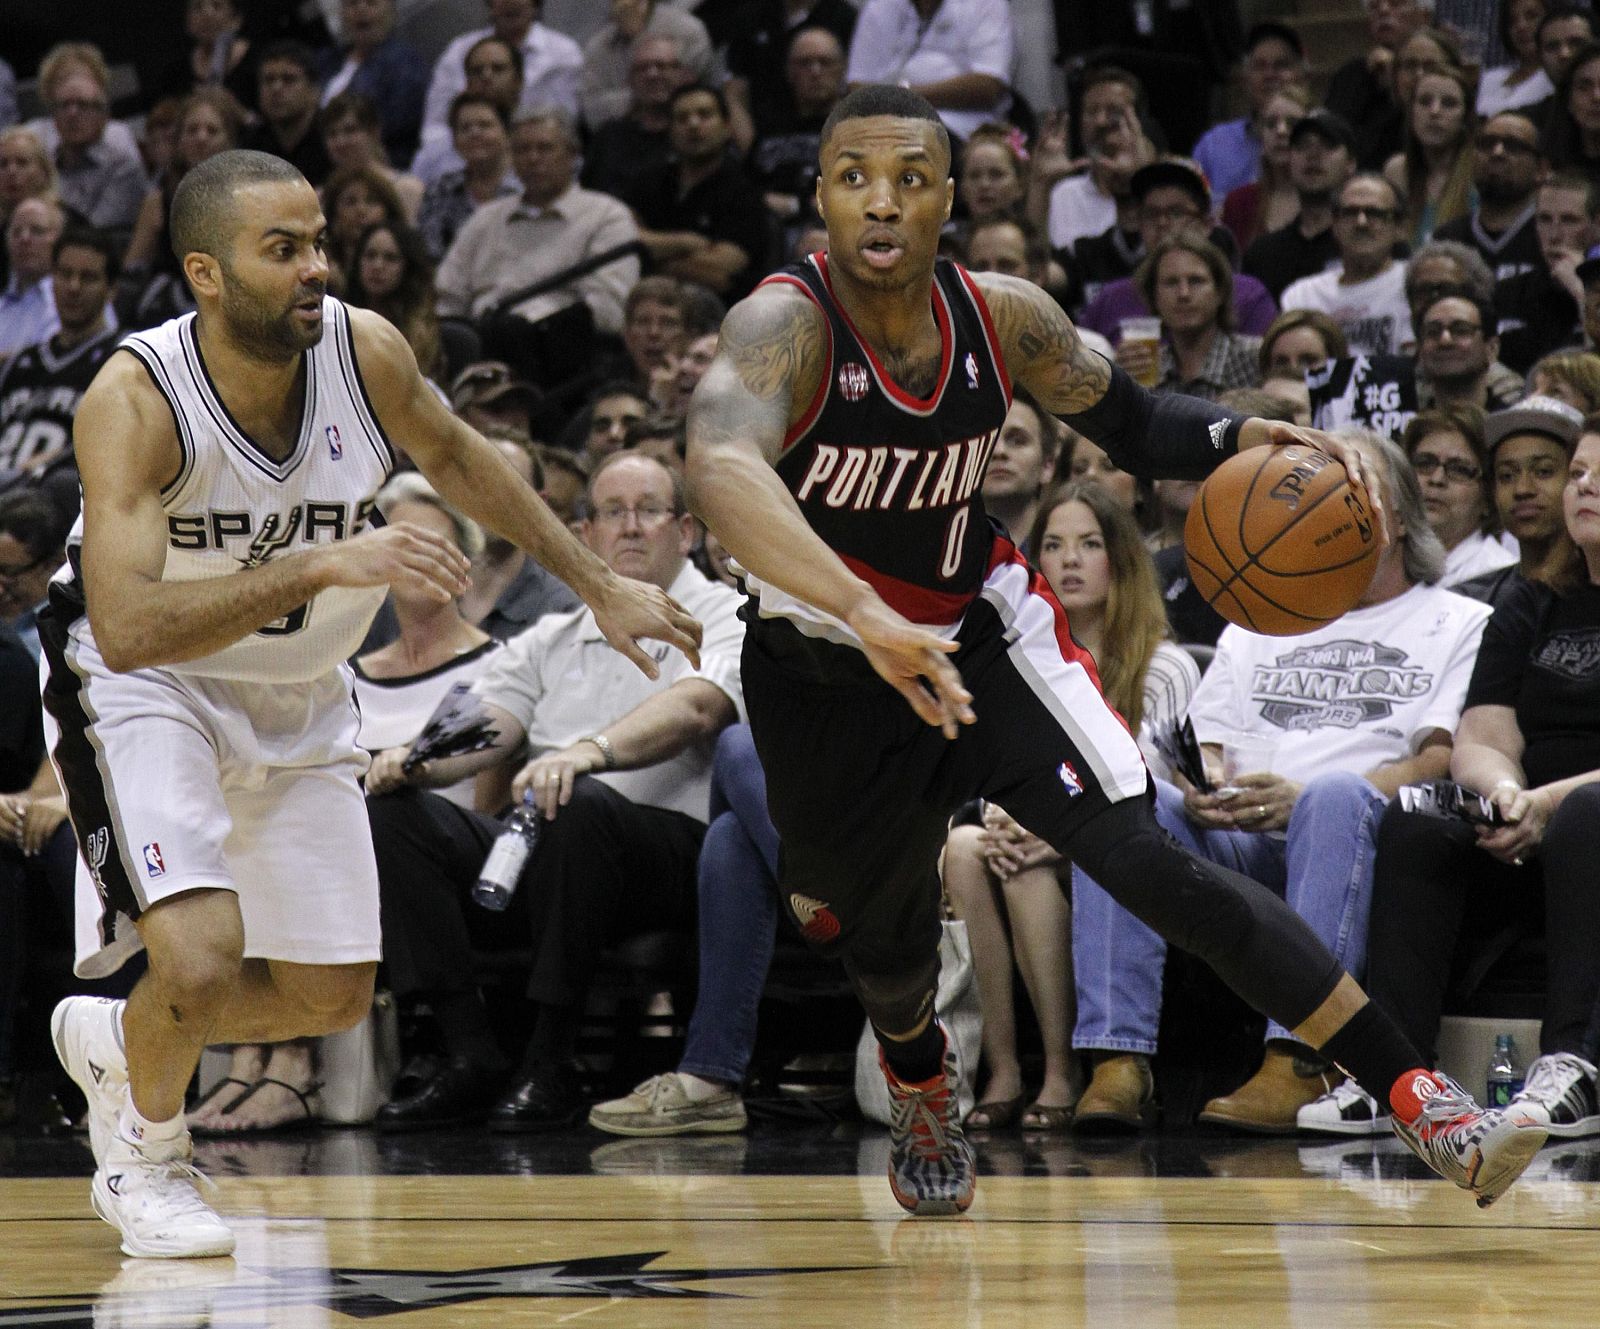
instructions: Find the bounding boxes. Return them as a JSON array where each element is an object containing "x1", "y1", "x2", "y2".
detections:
[
  {"x1": 753, "y1": 253, "x2": 1012, "y2": 636},
  {"x1": 0, "y1": 327, "x2": 119, "y2": 480}
]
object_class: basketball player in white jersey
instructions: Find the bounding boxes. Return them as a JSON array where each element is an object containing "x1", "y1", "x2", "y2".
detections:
[{"x1": 43, "y1": 150, "x2": 702, "y2": 1259}]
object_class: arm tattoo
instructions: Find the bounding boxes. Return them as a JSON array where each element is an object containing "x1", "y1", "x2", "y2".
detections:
[
  {"x1": 722, "y1": 293, "x2": 827, "y2": 405},
  {"x1": 978, "y1": 273, "x2": 1111, "y2": 415}
]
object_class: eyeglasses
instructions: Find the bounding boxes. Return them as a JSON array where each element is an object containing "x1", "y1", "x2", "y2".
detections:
[
  {"x1": 591, "y1": 503, "x2": 675, "y2": 527},
  {"x1": 1334, "y1": 204, "x2": 1399, "y2": 222},
  {"x1": 1475, "y1": 133, "x2": 1538, "y2": 156},
  {"x1": 1420, "y1": 319, "x2": 1484, "y2": 342},
  {"x1": 1411, "y1": 452, "x2": 1482, "y2": 482},
  {"x1": 0, "y1": 552, "x2": 51, "y2": 581}
]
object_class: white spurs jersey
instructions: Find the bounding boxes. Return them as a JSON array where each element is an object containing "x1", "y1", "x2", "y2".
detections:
[{"x1": 60, "y1": 297, "x2": 396, "y2": 683}]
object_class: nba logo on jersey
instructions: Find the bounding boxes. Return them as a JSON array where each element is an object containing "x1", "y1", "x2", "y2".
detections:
[
  {"x1": 838, "y1": 363, "x2": 869, "y2": 402},
  {"x1": 965, "y1": 352, "x2": 979, "y2": 389},
  {"x1": 143, "y1": 842, "x2": 166, "y2": 878},
  {"x1": 1057, "y1": 761, "x2": 1083, "y2": 797},
  {"x1": 326, "y1": 424, "x2": 343, "y2": 459}
]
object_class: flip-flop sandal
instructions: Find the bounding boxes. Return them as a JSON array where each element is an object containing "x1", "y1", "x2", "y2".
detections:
[
  {"x1": 210, "y1": 1077, "x2": 323, "y2": 1135},
  {"x1": 188, "y1": 1077, "x2": 254, "y2": 1135},
  {"x1": 964, "y1": 1094, "x2": 1027, "y2": 1130},
  {"x1": 1021, "y1": 1101, "x2": 1074, "y2": 1133}
]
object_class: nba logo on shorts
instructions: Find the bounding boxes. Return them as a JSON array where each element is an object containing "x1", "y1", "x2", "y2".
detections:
[
  {"x1": 1057, "y1": 761, "x2": 1083, "y2": 797},
  {"x1": 326, "y1": 424, "x2": 343, "y2": 459},
  {"x1": 143, "y1": 842, "x2": 165, "y2": 878},
  {"x1": 838, "y1": 363, "x2": 869, "y2": 402},
  {"x1": 965, "y1": 352, "x2": 979, "y2": 389}
]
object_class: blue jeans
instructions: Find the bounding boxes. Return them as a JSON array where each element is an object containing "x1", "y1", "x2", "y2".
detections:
[
  {"x1": 679, "y1": 725, "x2": 781, "y2": 1086},
  {"x1": 1072, "y1": 772, "x2": 1387, "y2": 1052}
]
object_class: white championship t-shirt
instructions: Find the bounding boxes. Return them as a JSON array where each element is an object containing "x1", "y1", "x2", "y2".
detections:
[{"x1": 1281, "y1": 262, "x2": 1414, "y2": 357}]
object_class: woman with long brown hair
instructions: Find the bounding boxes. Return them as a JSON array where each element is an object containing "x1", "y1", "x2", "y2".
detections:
[
  {"x1": 943, "y1": 481, "x2": 1199, "y2": 1131},
  {"x1": 1386, "y1": 62, "x2": 1478, "y2": 245},
  {"x1": 343, "y1": 219, "x2": 444, "y2": 381}
]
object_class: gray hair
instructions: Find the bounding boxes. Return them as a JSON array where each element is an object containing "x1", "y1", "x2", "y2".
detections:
[
  {"x1": 376, "y1": 472, "x2": 485, "y2": 561},
  {"x1": 510, "y1": 107, "x2": 580, "y2": 153},
  {"x1": 1337, "y1": 427, "x2": 1446, "y2": 585},
  {"x1": 1405, "y1": 239, "x2": 1495, "y2": 306}
]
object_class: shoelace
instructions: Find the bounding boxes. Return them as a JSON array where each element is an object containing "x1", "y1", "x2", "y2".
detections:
[
  {"x1": 1520, "y1": 1057, "x2": 1571, "y2": 1105},
  {"x1": 1412, "y1": 1077, "x2": 1478, "y2": 1141},
  {"x1": 1331, "y1": 1080, "x2": 1376, "y2": 1110},
  {"x1": 643, "y1": 1076, "x2": 680, "y2": 1110},
  {"x1": 135, "y1": 1157, "x2": 219, "y2": 1216},
  {"x1": 892, "y1": 1081, "x2": 955, "y2": 1162}
]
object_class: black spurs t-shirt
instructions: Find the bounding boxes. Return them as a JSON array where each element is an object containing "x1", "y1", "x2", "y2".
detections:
[{"x1": 1463, "y1": 576, "x2": 1600, "y2": 788}]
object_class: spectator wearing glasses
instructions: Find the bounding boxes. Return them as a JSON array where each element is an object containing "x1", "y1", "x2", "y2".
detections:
[
  {"x1": 1478, "y1": 0, "x2": 1557, "y2": 118},
  {"x1": 1415, "y1": 291, "x2": 1526, "y2": 412},
  {"x1": 1194, "y1": 22, "x2": 1309, "y2": 204},
  {"x1": 580, "y1": 0, "x2": 715, "y2": 135},
  {"x1": 1244, "y1": 109, "x2": 1359, "y2": 303},
  {"x1": 1496, "y1": 173, "x2": 1595, "y2": 374},
  {"x1": 367, "y1": 453, "x2": 744, "y2": 1131},
  {"x1": 1282, "y1": 173, "x2": 1413, "y2": 356},
  {"x1": 1434, "y1": 111, "x2": 1544, "y2": 285},
  {"x1": 23, "y1": 45, "x2": 147, "y2": 235},
  {"x1": 1220, "y1": 84, "x2": 1314, "y2": 256},
  {"x1": 1401, "y1": 405, "x2": 1519, "y2": 587}
]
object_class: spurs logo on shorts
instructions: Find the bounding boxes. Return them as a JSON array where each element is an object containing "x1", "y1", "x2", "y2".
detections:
[
  {"x1": 85, "y1": 828, "x2": 110, "y2": 902},
  {"x1": 789, "y1": 892, "x2": 841, "y2": 943}
]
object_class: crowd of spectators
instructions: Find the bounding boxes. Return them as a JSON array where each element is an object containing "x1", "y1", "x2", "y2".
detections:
[{"x1": 4, "y1": 0, "x2": 1600, "y2": 1150}]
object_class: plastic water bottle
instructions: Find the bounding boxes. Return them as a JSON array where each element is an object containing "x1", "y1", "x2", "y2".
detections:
[
  {"x1": 1486, "y1": 1034, "x2": 1523, "y2": 1107},
  {"x1": 472, "y1": 791, "x2": 540, "y2": 911}
]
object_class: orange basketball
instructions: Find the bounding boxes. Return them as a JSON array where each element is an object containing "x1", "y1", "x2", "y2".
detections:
[{"x1": 1183, "y1": 445, "x2": 1380, "y2": 636}]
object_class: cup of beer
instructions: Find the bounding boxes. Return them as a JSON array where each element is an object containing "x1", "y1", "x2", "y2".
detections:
[{"x1": 1119, "y1": 316, "x2": 1163, "y2": 388}]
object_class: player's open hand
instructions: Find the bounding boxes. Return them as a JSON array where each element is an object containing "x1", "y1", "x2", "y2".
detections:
[
  {"x1": 321, "y1": 522, "x2": 472, "y2": 601},
  {"x1": 847, "y1": 596, "x2": 975, "y2": 739},
  {"x1": 1241, "y1": 419, "x2": 1389, "y2": 544},
  {"x1": 590, "y1": 572, "x2": 703, "y2": 678}
]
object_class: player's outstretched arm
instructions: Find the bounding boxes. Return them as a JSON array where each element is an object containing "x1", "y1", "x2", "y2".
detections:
[
  {"x1": 348, "y1": 307, "x2": 702, "y2": 678},
  {"x1": 972, "y1": 272, "x2": 1376, "y2": 506},
  {"x1": 685, "y1": 287, "x2": 973, "y2": 737},
  {"x1": 73, "y1": 354, "x2": 470, "y2": 673}
]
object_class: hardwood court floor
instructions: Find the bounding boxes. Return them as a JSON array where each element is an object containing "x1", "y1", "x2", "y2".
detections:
[{"x1": 2, "y1": 1126, "x2": 1598, "y2": 1327}]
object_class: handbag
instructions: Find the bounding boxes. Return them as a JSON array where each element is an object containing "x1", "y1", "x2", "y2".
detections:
[
  {"x1": 853, "y1": 918, "x2": 983, "y2": 1125},
  {"x1": 318, "y1": 989, "x2": 402, "y2": 1125}
]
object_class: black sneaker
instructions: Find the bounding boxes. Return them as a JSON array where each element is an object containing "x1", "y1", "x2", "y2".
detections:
[{"x1": 1512, "y1": 1052, "x2": 1600, "y2": 1138}]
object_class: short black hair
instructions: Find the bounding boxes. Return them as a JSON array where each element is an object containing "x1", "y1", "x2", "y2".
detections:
[
  {"x1": 1539, "y1": 4, "x2": 1596, "y2": 45},
  {"x1": 256, "y1": 39, "x2": 319, "y2": 83},
  {"x1": 0, "y1": 488, "x2": 70, "y2": 558},
  {"x1": 819, "y1": 84, "x2": 951, "y2": 171},
  {"x1": 169, "y1": 148, "x2": 307, "y2": 269},
  {"x1": 1416, "y1": 289, "x2": 1499, "y2": 343},
  {"x1": 1245, "y1": 20, "x2": 1304, "y2": 59},
  {"x1": 670, "y1": 81, "x2": 728, "y2": 120},
  {"x1": 53, "y1": 225, "x2": 120, "y2": 283},
  {"x1": 448, "y1": 91, "x2": 509, "y2": 132}
]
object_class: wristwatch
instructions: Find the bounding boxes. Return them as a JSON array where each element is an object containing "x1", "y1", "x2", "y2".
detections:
[{"x1": 585, "y1": 733, "x2": 618, "y2": 770}]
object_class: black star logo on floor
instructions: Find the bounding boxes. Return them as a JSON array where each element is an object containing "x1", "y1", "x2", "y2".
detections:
[{"x1": 0, "y1": 1251, "x2": 864, "y2": 1324}]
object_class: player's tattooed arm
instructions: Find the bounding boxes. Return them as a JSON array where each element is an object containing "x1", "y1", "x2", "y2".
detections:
[
  {"x1": 971, "y1": 271, "x2": 1111, "y2": 415},
  {"x1": 704, "y1": 284, "x2": 828, "y2": 455}
]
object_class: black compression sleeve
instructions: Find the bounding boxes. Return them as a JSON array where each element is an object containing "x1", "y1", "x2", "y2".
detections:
[{"x1": 1059, "y1": 360, "x2": 1250, "y2": 481}]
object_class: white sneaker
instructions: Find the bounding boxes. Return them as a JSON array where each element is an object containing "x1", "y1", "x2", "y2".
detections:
[
  {"x1": 1297, "y1": 1078, "x2": 1390, "y2": 1135},
  {"x1": 52, "y1": 996, "x2": 129, "y2": 1167},
  {"x1": 588, "y1": 1072, "x2": 747, "y2": 1137},
  {"x1": 94, "y1": 1131, "x2": 235, "y2": 1259},
  {"x1": 1512, "y1": 1052, "x2": 1600, "y2": 1138}
]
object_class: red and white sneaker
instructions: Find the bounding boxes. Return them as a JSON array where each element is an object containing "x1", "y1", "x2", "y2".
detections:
[
  {"x1": 879, "y1": 1023, "x2": 975, "y2": 1216},
  {"x1": 1389, "y1": 1069, "x2": 1548, "y2": 1208}
]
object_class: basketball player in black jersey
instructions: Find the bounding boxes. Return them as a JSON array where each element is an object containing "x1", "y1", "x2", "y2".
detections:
[{"x1": 686, "y1": 87, "x2": 1548, "y2": 1216}]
